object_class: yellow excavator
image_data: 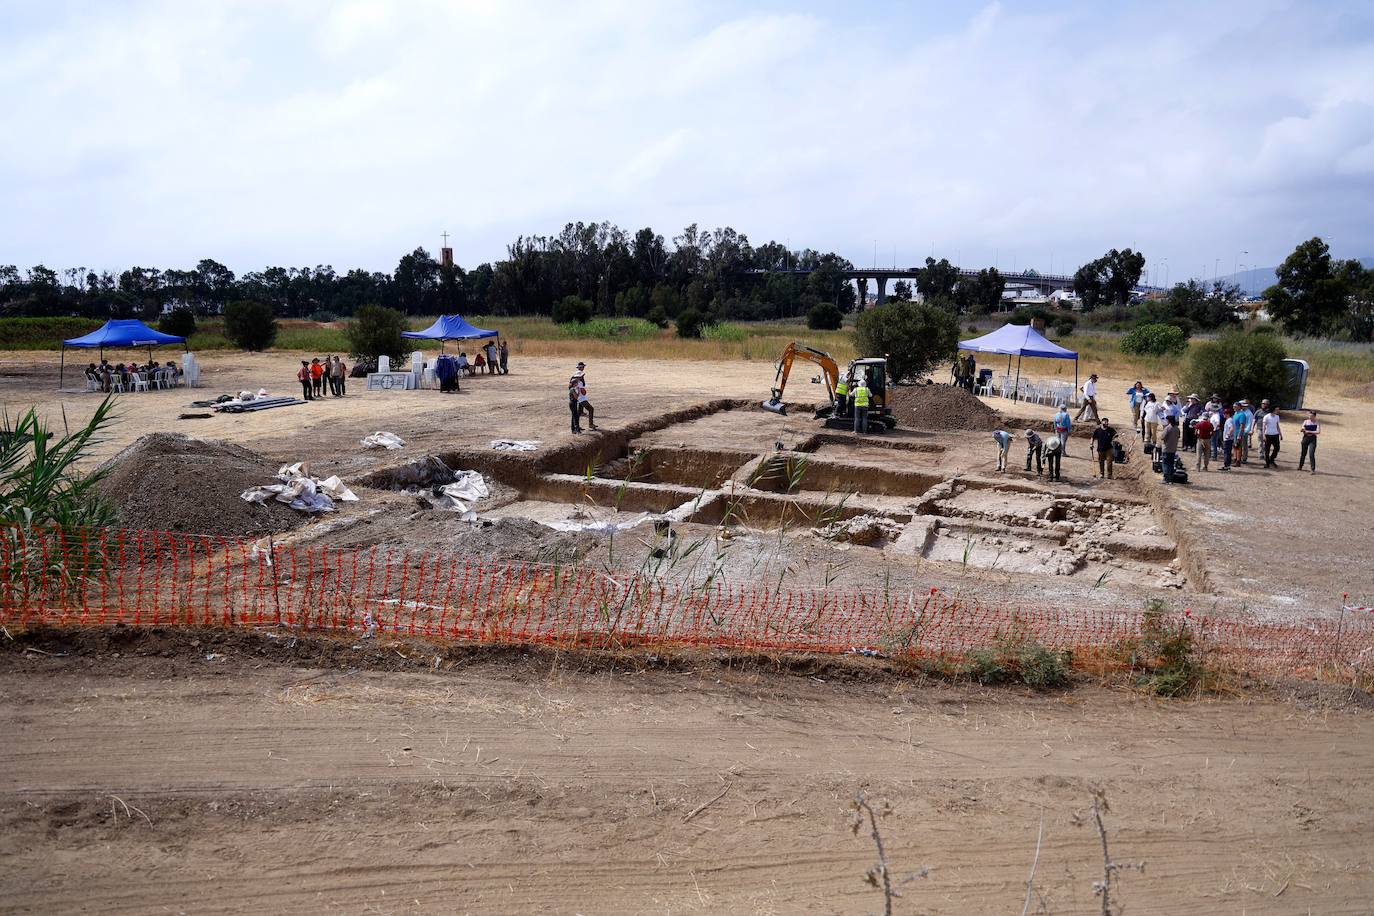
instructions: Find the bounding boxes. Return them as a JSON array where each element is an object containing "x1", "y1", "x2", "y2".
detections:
[{"x1": 761, "y1": 342, "x2": 896, "y2": 431}]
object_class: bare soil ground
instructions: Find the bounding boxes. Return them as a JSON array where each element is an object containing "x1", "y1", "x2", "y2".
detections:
[
  {"x1": 2, "y1": 630, "x2": 1373, "y2": 915},
  {"x1": 2, "y1": 350, "x2": 1373, "y2": 911}
]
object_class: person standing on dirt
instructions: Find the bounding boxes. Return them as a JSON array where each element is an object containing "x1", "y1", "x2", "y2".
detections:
[
  {"x1": 1043, "y1": 432, "x2": 1063, "y2": 482},
  {"x1": 570, "y1": 362, "x2": 598, "y2": 432},
  {"x1": 992, "y1": 429, "x2": 1011, "y2": 472},
  {"x1": 1261, "y1": 407, "x2": 1282, "y2": 468},
  {"x1": 1160, "y1": 416, "x2": 1181, "y2": 483},
  {"x1": 1053, "y1": 404, "x2": 1072, "y2": 457},
  {"x1": 1126, "y1": 381, "x2": 1150, "y2": 429},
  {"x1": 297, "y1": 360, "x2": 313, "y2": 401},
  {"x1": 1074, "y1": 373, "x2": 1099, "y2": 422},
  {"x1": 1220, "y1": 408, "x2": 1236, "y2": 471},
  {"x1": 310, "y1": 358, "x2": 324, "y2": 397},
  {"x1": 852, "y1": 376, "x2": 871, "y2": 434},
  {"x1": 484, "y1": 340, "x2": 499, "y2": 375},
  {"x1": 1193, "y1": 411, "x2": 1214, "y2": 472},
  {"x1": 499, "y1": 340, "x2": 509, "y2": 375},
  {"x1": 1091, "y1": 418, "x2": 1117, "y2": 479},
  {"x1": 567, "y1": 374, "x2": 583, "y2": 433},
  {"x1": 1232, "y1": 402, "x2": 1251, "y2": 465},
  {"x1": 1298, "y1": 410, "x2": 1319, "y2": 473},
  {"x1": 332, "y1": 356, "x2": 347, "y2": 396},
  {"x1": 1023, "y1": 428, "x2": 1044, "y2": 476},
  {"x1": 1183, "y1": 394, "x2": 1203, "y2": 452},
  {"x1": 321, "y1": 355, "x2": 333, "y2": 397},
  {"x1": 1141, "y1": 393, "x2": 1161, "y2": 446},
  {"x1": 834, "y1": 374, "x2": 850, "y2": 419}
]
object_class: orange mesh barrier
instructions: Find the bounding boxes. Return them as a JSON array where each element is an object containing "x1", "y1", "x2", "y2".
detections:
[{"x1": 1, "y1": 526, "x2": 1369, "y2": 681}]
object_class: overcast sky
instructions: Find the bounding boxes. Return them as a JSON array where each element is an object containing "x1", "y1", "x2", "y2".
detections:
[{"x1": 2, "y1": 0, "x2": 1372, "y2": 283}]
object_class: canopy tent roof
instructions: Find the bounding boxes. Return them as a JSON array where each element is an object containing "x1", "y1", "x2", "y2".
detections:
[
  {"x1": 957, "y1": 323, "x2": 1077, "y2": 360},
  {"x1": 63, "y1": 319, "x2": 186, "y2": 348},
  {"x1": 401, "y1": 315, "x2": 498, "y2": 341}
]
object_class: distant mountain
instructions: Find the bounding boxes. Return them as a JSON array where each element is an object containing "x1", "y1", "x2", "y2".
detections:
[{"x1": 1214, "y1": 258, "x2": 1372, "y2": 295}]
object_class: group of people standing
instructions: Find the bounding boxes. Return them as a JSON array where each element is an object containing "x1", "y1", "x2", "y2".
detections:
[
  {"x1": 455, "y1": 339, "x2": 508, "y2": 377},
  {"x1": 994, "y1": 407, "x2": 1120, "y2": 483},
  {"x1": 1128, "y1": 382, "x2": 1320, "y2": 478},
  {"x1": 297, "y1": 356, "x2": 347, "y2": 401}
]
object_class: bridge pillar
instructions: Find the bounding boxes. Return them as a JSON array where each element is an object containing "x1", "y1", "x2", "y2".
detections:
[
  {"x1": 875, "y1": 276, "x2": 887, "y2": 305},
  {"x1": 856, "y1": 277, "x2": 868, "y2": 310}
]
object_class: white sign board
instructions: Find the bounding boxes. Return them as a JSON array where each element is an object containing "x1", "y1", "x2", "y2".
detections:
[{"x1": 365, "y1": 372, "x2": 416, "y2": 392}]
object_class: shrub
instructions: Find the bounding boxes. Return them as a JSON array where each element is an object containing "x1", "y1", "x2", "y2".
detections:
[
  {"x1": 157, "y1": 307, "x2": 197, "y2": 338},
  {"x1": 1007, "y1": 310, "x2": 1031, "y2": 325},
  {"x1": 308, "y1": 310, "x2": 339, "y2": 323},
  {"x1": 675, "y1": 307, "x2": 707, "y2": 339},
  {"x1": 1251, "y1": 323, "x2": 1278, "y2": 335},
  {"x1": 223, "y1": 300, "x2": 278, "y2": 351},
  {"x1": 966, "y1": 324, "x2": 979, "y2": 334},
  {"x1": 0, "y1": 317, "x2": 102, "y2": 349},
  {"x1": 645, "y1": 305, "x2": 670, "y2": 328},
  {"x1": 853, "y1": 300, "x2": 960, "y2": 384},
  {"x1": 344, "y1": 304, "x2": 405, "y2": 361},
  {"x1": 807, "y1": 302, "x2": 844, "y2": 331},
  {"x1": 1051, "y1": 314, "x2": 1077, "y2": 337},
  {"x1": 1178, "y1": 329, "x2": 1290, "y2": 404},
  {"x1": 1121, "y1": 601, "x2": 1204, "y2": 697},
  {"x1": 1120, "y1": 323, "x2": 1188, "y2": 356},
  {"x1": 702, "y1": 322, "x2": 747, "y2": 342},
  {"x1": 963, "y1": 637, "x2": 1072, "y2": 689},
  {"x1": 552, "y1": 295, "x2": 593, "y2": 325}
]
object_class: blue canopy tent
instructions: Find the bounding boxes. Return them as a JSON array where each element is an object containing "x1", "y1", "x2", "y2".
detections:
[
  {"x1": 402, "y1": 315, "x2": 498, "y2": 352},
  {"x1": 957, "y1": 323, "x2": 1078, "y2": 402},
  {"x1": 60, "y1": 319, "x2": 188, "y2": 388}
]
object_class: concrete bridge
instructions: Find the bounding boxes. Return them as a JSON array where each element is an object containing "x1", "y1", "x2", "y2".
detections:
[{"x1": 738, "y1": 267, "x2": 1078, "y2": 303}]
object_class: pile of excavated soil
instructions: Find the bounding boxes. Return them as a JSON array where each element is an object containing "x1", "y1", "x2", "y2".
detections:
[
  {"x1": 95, "y1": 433, "x2": 305, "y2": 537},
  {"x1": 888, "y1": 384, "x2": 1003, "y2": 431}
]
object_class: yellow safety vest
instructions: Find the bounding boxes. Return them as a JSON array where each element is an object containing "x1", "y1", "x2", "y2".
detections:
[
  {"x1": 853, "y1": 385, "x2": 870, "y2": 408},
  {"x1": 835, "y1": 380, "x2": 849, "y2": 396}
]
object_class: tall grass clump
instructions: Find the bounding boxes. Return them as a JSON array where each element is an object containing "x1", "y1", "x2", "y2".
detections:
[{"x1": 0, "y1": 398, "x2": 118, "y2": 600}]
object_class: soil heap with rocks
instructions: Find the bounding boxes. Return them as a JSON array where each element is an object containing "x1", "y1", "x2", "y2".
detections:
[
  {"x1": 95, "y1": 433, "x2": 306, "y2": 537},
  {"x1": 888, "y1": 384, "x2": 1003, "y2": 431}
]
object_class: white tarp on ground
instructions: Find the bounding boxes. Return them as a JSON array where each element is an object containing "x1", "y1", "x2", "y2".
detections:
[
  {"x1": 544, "y1": 495, "x2": 702, "y2": 533},
  {"x1": 409, "y1": 470, "x2": 490, "y2": 517},
  {"x1": 491, "y1": 439, "x2": 540, "y2": 451},
  {"x1": 361, "y1": 431, "x2": 406, "y2": 450},
  {"x1": 240, "y1": 462, "x2": 359, "y2": 513}
]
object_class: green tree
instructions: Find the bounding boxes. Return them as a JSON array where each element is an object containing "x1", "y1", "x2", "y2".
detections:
[
  {"x1": 890, "y1": 280, "x2": 913, "y2": 302},
  {"x1": 157, "y1": 306, "x2": 197, "y2": 337},
  {"x1": 1074, "y1": 248, "x2": 1145, "y2": 311},
  {"x1": 956, "y1": 267, "x2": 1005, "y2": 314},
  {"x1": 1262, "y1": 237, "x2": 1358, "y2": 337},
  {"x1": 1143, "y1": 280, "x2": 1242, "y2": 330},
  {"x1": 675, "y1": 307, "x2": 707, "y2": 338},
  {"x1": 223, "y1": 300, "x2": 278, "y2": 351},
  {"x1": 1178, "y1": 330, "x2": 1290, "y2": 404},
  {"x1": 807, "y1": 302, "x2": 844, "y2": 330},
  {"x1": 345, "y1": 304, "x2": 405, "y2": 361},
  {"x1": 853, "y1": 300, "x2": 959, "y2": 384},
  {"x1": 552, "y1": 295, "x2": 593, "y2": 324},
  {"x1": 914, "y1": 257, "x2": 959, "y2": 301}
]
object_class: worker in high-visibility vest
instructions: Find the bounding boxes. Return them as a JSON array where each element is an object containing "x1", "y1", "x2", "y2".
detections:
[
  {"x1": 834, "y1": 375, "x2": 850, "y2": 418},
  {"x1": 851, "y1": 377, "x2": 871, "y2": 434}
]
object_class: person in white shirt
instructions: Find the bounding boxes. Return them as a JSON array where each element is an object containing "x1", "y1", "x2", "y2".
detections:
[
  {"x1": 1261, "y1": 408, "x2": 1282, "y2": 468},
  {"x1": 1141, "y1": 393, "x2": 1161, "y2": 445},
  {"x1": 1074, "y1": 373, "x2": 1099, "y2": 422}
]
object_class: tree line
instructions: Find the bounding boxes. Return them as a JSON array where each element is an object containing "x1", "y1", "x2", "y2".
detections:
[{"x1": 0, "y1": 222, "x2": 860, "y2": 325}]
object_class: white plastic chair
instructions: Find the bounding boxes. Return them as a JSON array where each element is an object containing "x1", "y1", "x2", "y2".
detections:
[
  {"x1": 110, "y1": 375, "x2": 126, "y2": 393},
  {"x1": 975, "y1": 377, "x2": 992, "y2": 397},
  {"x1": 132, "y1": 372, "x2": 150, "y2": 393}
]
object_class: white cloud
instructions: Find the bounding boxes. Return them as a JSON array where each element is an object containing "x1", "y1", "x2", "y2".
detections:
[{"x1": 0, "y1": 0, "x2": 1372, "y2": 278}]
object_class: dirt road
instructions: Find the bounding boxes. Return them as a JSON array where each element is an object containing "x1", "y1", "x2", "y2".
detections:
[{"x1": 3, "y1": 635, "x2": 1372, "y2": 914}]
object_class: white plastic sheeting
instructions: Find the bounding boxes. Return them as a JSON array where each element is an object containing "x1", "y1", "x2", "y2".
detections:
[
  {"x1": 361, "y1": 431, "x2": 406, "y2": 450},
  {"x1": 491, "y1": 439, "x2": 540, "y2": 451},
  {"x1": 240, "y1": 462, "x2": 359, "y2": 513}
]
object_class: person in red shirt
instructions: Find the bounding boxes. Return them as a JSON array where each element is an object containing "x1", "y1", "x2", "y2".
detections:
[
  {"x1": 297, "y1": 360, "x2": 313, "y2": 401},
  {"x1": 309, "y1": 358, "x2": 324, "y2": 397},
  {"x1": 1193, "y1": 413, "x2": 1214, "y2": 471}
]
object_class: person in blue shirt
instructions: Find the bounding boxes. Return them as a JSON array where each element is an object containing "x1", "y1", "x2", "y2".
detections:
[
  {"x1": 1230, "y1": 402, "x2": 1249, "y2": 465},
  {"x1": 1053, "y1": 405, "x2": 1072, "y2": 456},
  {"x1": 1125, "y1": 381, "x2": 1151, "y2": 429},
  {"x1": 992, "y1": 429, "x2": 1011, "y2": 472}
]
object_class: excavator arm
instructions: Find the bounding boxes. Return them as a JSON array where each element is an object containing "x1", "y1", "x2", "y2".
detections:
[{"x1": 761, "y1": 342, "x2": 839, "y2": 414}]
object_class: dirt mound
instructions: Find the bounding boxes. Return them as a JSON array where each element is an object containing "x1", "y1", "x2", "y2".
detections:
[
  {"x1": 1341, "y1": 380, "x2": 1374, "y2": 400},
  {"x1": 888, "y1": 384, "x2": 1002, "y2": 431},
  {"x1": 95, "y1": 433, "x2": 306, "y2": 537}
]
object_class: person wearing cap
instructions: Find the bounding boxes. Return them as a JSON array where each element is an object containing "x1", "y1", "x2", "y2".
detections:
[
  {"x1": 1073, "y1": 373, "x2": 1099, "y2": 422},
  {"x1": 1052, "y1": 403, "x2": 1072, "y2": 456},
  {"x1": 1229, "y1": 402, "x2": 1248, "y2": 466},
  {"x1": 1091, "y1": 417, "x2": 1117, "y2": 479},
  {"x1": 1220, "y1": 407, "x2": 1236, "y2": 471},
  {"x1": 570, "y1": 362, "x2": 598, "y2": 432},
  {"x1": 1125, "y1": 380, "x2": 1151, "y2": 428},
  {"x1": 1206, "y1": 394, "x2": 1224, "y2": 458},
  {"x1": 1261, "y1": 405, "x2": 1282, "y2": 468},
  {"x1": 296, "y1": 360, "x2": 314, "y2": 401},
  {"x1": 1298, "y1": 410, "x2": 1319, "y2": 473},
  {"x1": 1193, "y1": 410, "x2": 1214, "y2": 471},
  {"x1": 1043, "y1": 430, "x2": 1063, "y2": 481},
  {"x1": 1239, "y1": 400, "x2": 1255, "y2": 464},
  {"x1": 992, "y1": 429, "x2": 1012, "y2": 472},
  {"x1": 1023, "y1": 428, "x2": 1044, "y2": 477}
]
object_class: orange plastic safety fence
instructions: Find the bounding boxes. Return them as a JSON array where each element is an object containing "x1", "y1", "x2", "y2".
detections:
[{"x1": 1, "y1": 525, "x2": 1370, "y2": 681}]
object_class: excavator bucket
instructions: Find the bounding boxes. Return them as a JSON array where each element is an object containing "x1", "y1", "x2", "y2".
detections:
[{"x1": 760, "y1": 397, "x2": 787, "y2": 415}]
